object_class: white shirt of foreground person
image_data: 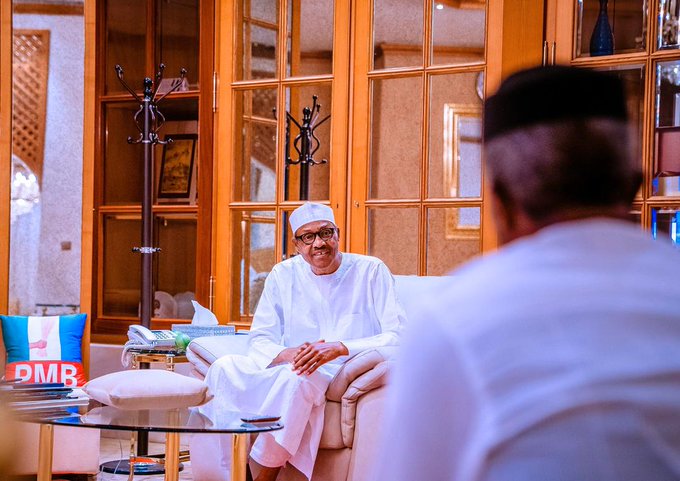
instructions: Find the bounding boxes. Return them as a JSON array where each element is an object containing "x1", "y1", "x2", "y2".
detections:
[
  {"x1": 192, "y1": 252, "x2": 405, "y2": 481},
  {"x1": 380, "y1": 218, "x2": 680, "y2": 481}
]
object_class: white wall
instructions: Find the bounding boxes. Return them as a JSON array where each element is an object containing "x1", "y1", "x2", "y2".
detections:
[{"x1": 10, "y1": 14, "x2": 84, "y2": 315}]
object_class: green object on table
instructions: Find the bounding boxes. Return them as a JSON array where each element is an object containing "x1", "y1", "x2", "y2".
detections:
[{"x1": 174, "y1": 332, "x2": 191, "y2": 350}]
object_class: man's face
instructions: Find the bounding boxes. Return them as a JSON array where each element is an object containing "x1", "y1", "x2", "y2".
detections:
[{"x1": 294, "y1": 220, "x2": 341, "y2": 275}]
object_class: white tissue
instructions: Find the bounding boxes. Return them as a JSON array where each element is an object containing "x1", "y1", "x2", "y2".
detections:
[{"x1": 191, "y1": 300, "x2": 219, "y2": 326}]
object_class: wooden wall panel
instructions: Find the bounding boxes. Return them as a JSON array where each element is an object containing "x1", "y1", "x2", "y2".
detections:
[
  {"x1": 0, "y1": 0, "x2": 12, "y2": 316},
  {"x1": 80, "y1": 0, "x2": 96, "y2": 376}
]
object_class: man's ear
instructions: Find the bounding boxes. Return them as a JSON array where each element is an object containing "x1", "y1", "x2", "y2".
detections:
[
  {"x1": 491, "y1": 180, "x2": 517, "y2": 245},
  {"x1": 492, "y1": 180, "x2": 543, "y2": 244},
  {"x1": 627, "y1": 171, "x2": 642, "y2": 202}
]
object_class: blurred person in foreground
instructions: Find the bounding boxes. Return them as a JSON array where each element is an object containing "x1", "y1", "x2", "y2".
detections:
[
  {"x1": 379, "y1": 65, "x2": 680, "y2": 481},
  {"x1": 0, "y1": 397, "x2": 20, "y2": 480}
]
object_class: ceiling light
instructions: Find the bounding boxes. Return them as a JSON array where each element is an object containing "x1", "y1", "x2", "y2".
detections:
[{"x1": 436, "y1": 3, "x2": 444, "y2": 10}]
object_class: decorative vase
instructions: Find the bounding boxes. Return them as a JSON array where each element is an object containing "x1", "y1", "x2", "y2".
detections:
[{"x1": 590, "y1": 0, "x2": 614, "y2": 56}]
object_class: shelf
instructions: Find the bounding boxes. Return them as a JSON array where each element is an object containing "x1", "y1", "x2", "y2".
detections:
[
  {"x1": 98, "y1": 205, "x2": 199, "y2": 214},
  {"x1": 100, "y1": 89, "x2": 200, "y2": 103}
]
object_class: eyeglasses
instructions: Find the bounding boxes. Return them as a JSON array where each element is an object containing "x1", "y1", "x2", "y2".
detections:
[{"x1": 295, "y1": 227, "x2": 337, "y2": 245}]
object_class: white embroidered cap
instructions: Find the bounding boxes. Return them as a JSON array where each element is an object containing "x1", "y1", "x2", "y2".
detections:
[{"x1": 289, "y1": 203, "x2": 336, "y2": 234}]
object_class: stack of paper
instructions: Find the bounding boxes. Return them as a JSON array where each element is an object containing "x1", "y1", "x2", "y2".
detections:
[{"x1": 0, "y1": 382, "x2": 89, "y2": 419}]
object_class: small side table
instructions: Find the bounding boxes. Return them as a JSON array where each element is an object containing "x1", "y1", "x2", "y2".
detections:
[
  {"x1": 100, "y1": 348, "x2": 189, "y2": 476},
  {"x1": 129, "y1": 350, "x2": 188, "y2": 371}
]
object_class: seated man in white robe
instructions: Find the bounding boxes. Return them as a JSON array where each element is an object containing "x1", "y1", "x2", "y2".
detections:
[{"x1": 192, "y1": 202, "x2": 406, "y2": 481}]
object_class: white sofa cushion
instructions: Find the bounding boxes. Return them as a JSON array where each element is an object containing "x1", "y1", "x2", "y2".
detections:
[
  {"x1": 84, "y1": 369, "x2": 212, "y2": 410},
  {"x1": 186, "y1": 334, "x2": 249, "y2": 378}
]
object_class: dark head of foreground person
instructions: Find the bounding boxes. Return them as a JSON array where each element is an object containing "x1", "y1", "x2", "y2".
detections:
[
  {"x1": 379, "y1": 66, "x2": 680, "y2": 481},
  {"x1": 483, "y1": 65, "x2": 641, "y2": 245}
]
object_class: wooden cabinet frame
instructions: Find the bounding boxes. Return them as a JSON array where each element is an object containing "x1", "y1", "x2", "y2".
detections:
[
  {"x1": 212, "y1": 0, "x2": 547, "y2": 326},
  {"x1": 548, "y1": 0, "x2": 680, "y2": 234},
  {"x1": 348, "y1": 0, "x2": 543, "y2": 271},
  {"x1": 0, "y1": 1, "x2": 12, "y2": 314},
  {"x1": 85, "y1": 0, "x2": 215, "y2": 342},
  {"x1": 0, "y1": 0, "x2": 563, "y2": 336}
]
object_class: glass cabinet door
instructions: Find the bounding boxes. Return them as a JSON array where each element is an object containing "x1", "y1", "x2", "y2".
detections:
[
  {"x1": 103, "y1": 102, "x2": 145, "y2": 205},
  {"x1": 104, "y1": 0, "x2": 146, "y2": 95},
  {"x1": 574, "y1": 0, "x2": 647, "y2": 58},
  {"x1": 100, "y1": 214, "x2": 196, "y2": 322},
  {"x1": 552, "y1": 0, "x2": 680, "y2": 242},
  {"x1": 226, "y1": 0, "x2": 339, "y2": 326},
  {"x1": 651, "y1": 4, "x2": 680, "y2": 236},
  {"x1": 155, "y1": 214, "x2": 197, "y2": 320},
  {"x1": 651, "y1": 205, "x2": 680, "y2": 246},
  {"x1": 654, "y1": 60, "x2": 680, "y2": 196},
  {"x1": 659, "y1": 0, "x2": 680, "y2": 49},
  {"x1": 94, "y1": 0, "x2": 210, "y2": 336},
  {"x1": 233, "y1": 210, "x2": 276, "y2": 317},
  {"x1": 158, "y1": 0, "x2": 200, "y2": 89},
  {"x1": 351, "y1": 0, "x2": 487, "y2": 276}
]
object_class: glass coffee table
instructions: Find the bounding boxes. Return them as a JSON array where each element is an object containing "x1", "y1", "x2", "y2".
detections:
[{"x1": 32, "y1": 405, "x2": 283, "y2": 481}]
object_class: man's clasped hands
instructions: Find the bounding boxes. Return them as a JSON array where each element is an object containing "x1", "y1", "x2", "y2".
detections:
[{"x1": 267, "y1": 340, "x2": 349, "y2": 375}]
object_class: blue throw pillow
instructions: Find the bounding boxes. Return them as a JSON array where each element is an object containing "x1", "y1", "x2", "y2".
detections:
[{"x1": 1, "y1": 314, "x2": 87, "y2": 387}]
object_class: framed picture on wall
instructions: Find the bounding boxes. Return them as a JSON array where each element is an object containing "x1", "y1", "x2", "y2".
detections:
[
  {"x1": 157, "y1": 133, "x2": 197, "y2": 203},
  {"x1": 443, "y1": 104, "x2": 482, "y2": 239}
]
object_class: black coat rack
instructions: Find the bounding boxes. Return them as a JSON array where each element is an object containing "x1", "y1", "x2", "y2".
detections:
[
  {"x1": 101, "y1": 64, "x2": 186, "y2": 477},
  {"x1": 115, "y1": 63, "x2": 186, "y2": 328},
  {"x1": 274, "y1": 95, "x2": 330, "y2": 201}
]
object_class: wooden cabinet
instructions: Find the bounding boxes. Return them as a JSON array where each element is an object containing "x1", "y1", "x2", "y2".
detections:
[
  {"x1": 0, "y1": 1, "x2": 669, "y2": 337},
  {"x1": 548, "y1": 0, "x2": 680, "y2": 243},
  {"x1": 89, "y1": 0, "x2": 214, "y2": 339}
]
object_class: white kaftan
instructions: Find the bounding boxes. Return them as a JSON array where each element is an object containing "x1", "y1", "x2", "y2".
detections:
[
  {"x1": 380, "y1": 218, "x2": 680, "y2": 481},
  {"x1": 193, "y1": 253, "x2": 405, "y2": 480}
]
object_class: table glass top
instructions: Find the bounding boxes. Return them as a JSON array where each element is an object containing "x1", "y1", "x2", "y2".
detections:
[{"x1": 36, "y1": 405, "x2": 283, "y2": 434}]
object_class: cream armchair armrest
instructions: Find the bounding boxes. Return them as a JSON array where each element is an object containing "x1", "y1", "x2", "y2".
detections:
[
  {"x1": 326, "y1": 346, "x2": 397, "y2": 401},
  {"x1": 340, "y1": 359, "x2": 393, "y2": 447},
  {"x1": 324, "y1": 346, "x2": 398, "y2": 447}
]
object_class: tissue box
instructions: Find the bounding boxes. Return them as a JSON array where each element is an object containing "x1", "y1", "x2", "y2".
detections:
[{"x1": 171, "y1": 324, "x2": 236, "y2": 339}]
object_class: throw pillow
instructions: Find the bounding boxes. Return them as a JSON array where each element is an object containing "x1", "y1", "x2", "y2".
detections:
[
  {"x1": 83, "y1": 370, "x2": 212, "y2": 410},
  {"x1": 1, "y1": 313, "x2": 87, "y2": 387}
]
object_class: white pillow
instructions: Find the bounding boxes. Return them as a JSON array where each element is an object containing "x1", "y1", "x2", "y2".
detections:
[{"x1": 84, "y1": 370, "x2": 212, "y2": 410}]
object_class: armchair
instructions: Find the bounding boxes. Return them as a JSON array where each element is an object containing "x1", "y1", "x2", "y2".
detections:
[{"x1": 186, "y1": 274, "x2": 449, "y2": 481}]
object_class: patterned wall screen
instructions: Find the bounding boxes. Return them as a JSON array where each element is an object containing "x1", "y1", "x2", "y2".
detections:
[{"x1": 12, "y1": 29, "x2": 50, "y2": 183}]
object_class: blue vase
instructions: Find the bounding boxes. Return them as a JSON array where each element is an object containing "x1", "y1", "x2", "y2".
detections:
[{"x1": 590, "y1": 0, "x2": 614, "y2": 56}]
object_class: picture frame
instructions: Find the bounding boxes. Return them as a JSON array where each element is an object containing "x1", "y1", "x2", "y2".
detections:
[
  {"x1": 157, "y1": 133, "x2": 197, "y2": 203},
  {"x1": 443, "y1": 104, "x2": 482, "y2": 239}
]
